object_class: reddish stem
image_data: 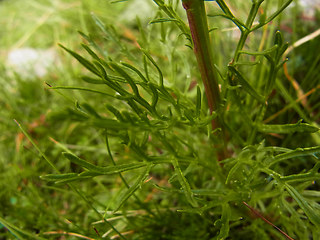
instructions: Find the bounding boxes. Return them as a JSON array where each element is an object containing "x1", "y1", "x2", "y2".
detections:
[{"x1": 243, "y1": 201, "x2": 295, "y2": 240}]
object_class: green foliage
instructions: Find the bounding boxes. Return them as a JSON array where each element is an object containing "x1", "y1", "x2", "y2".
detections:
[{"x1": 1, "y1": 0, "x2": 320, "y2": 239}]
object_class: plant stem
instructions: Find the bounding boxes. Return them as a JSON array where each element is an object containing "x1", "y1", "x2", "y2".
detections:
[
  {"x1": 182, "y1": 0, "x2": 227, "y2": 160},
  {"x1": 182, "y1": 0, "x2": 221, "y2": 129},
  {"x1": 233, "y1": 0, "x2": 264, "y2": 62}
]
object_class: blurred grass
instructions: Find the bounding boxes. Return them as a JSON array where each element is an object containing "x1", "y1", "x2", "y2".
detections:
[
  {"x1": 0, "y1": 0, "x2": 123, "y2": 48},
  {"x1": 0, "y1": 1, "x2": 126, "y2": 239},
  {"x1": 0, "y1": 0, "x2": 319, "y2": 239}
]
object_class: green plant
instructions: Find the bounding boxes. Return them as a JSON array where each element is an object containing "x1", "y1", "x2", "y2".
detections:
[{"x1": 6, "y1": 0, "x2": 320, "y2": 239}]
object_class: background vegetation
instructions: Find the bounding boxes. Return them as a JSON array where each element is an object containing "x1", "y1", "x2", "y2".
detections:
[{"x1": 0, "y1": 0, "x2": 319, "y2": 239}]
